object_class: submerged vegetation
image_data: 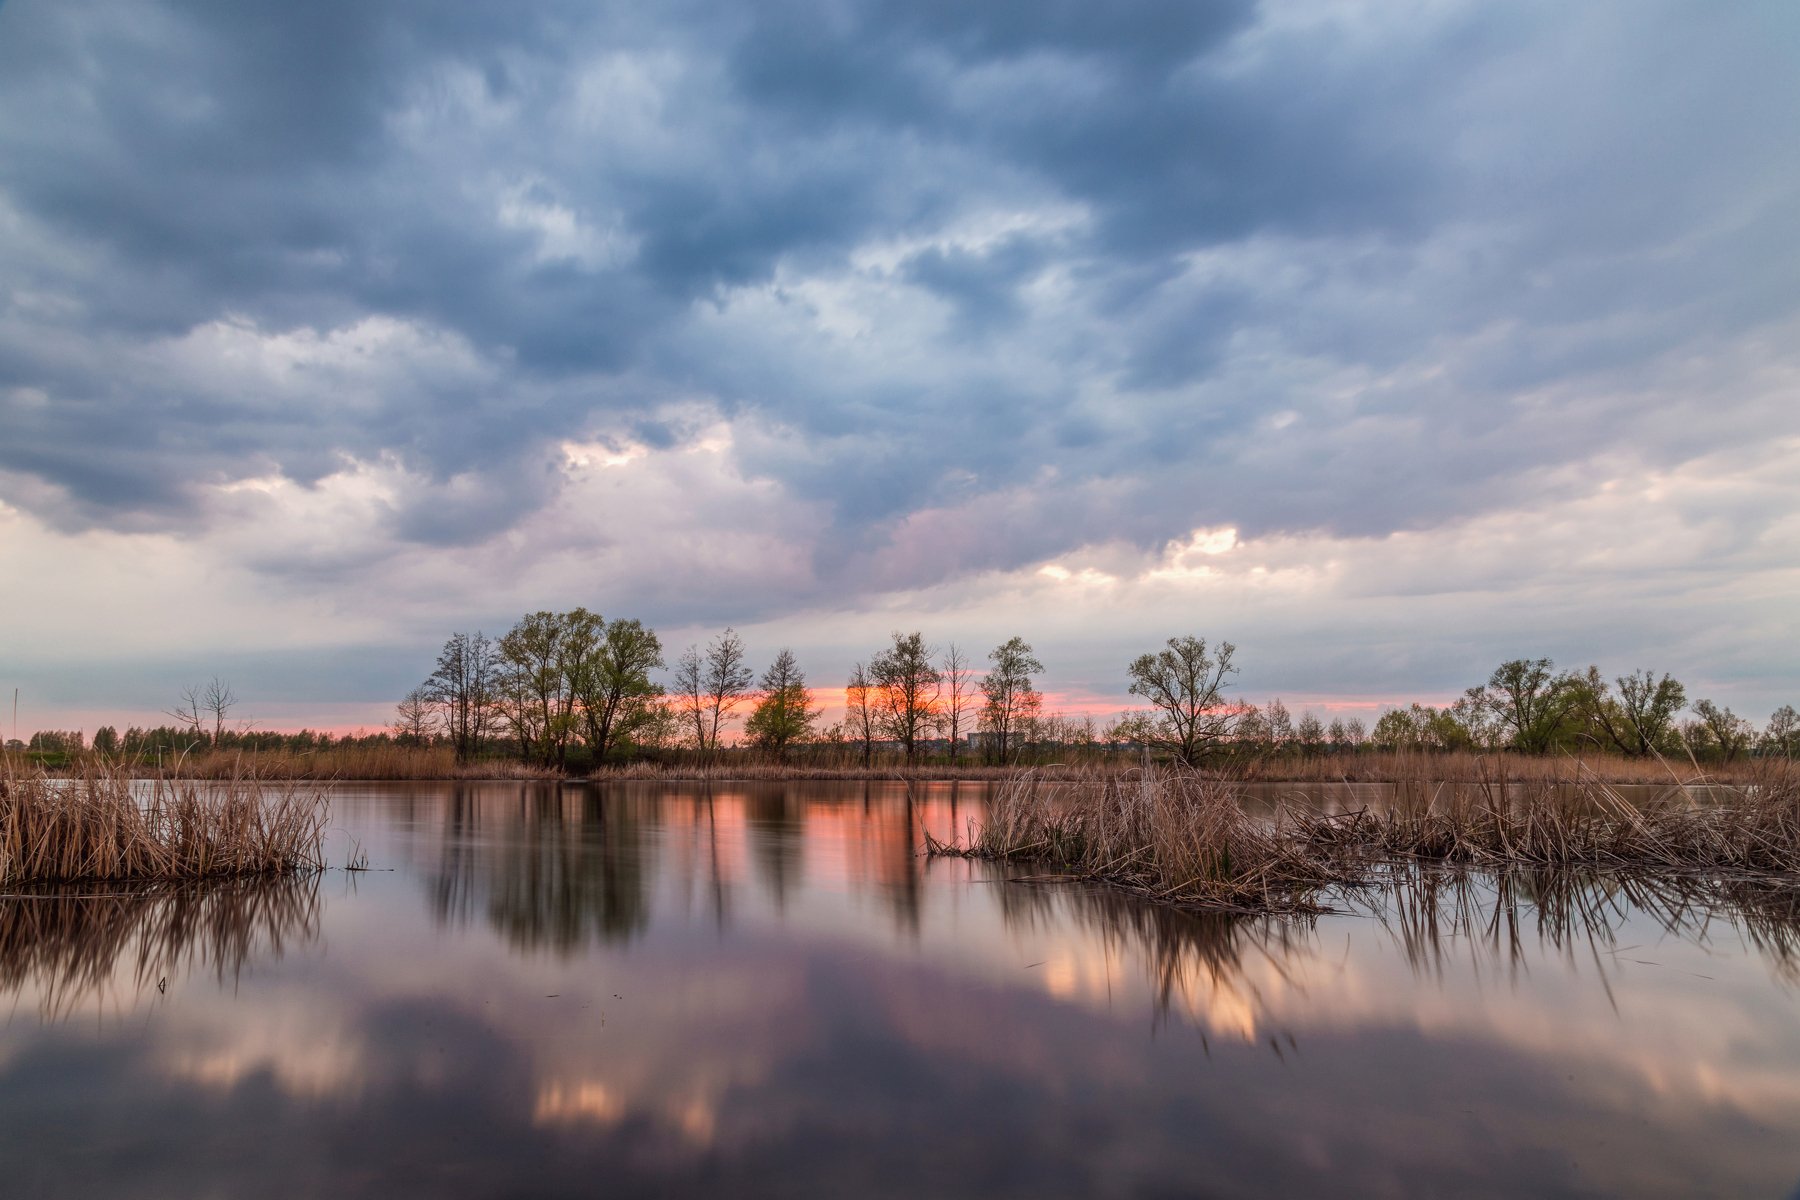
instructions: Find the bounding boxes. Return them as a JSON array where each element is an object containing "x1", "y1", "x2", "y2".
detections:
[
  {"x1": 0, "y1": 764, "x2": 327, "y2": 884},
  {"x1": 928, "y1": 761, "x2": 1800, "y2": 916}
]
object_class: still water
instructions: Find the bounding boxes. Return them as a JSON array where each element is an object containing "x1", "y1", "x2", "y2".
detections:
[{"x1": 2, "y1": 780, "x2": 1798, "y2": 1198}]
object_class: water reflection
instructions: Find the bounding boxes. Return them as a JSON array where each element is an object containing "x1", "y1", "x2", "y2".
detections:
[
  {"x1": 421, "y1": 782, "x2": 944, "y2": 951},
  {"x1": 0, "y1": 876, "x2": 320, "y2": 1017},
  {"x1": 427, "y1": 784, "x2": 652, "y2": 952},
  {"x1": 1375, "y1": 863, "x2": 1800, "y2": 985},
  {"x1": 4, "y1": 782, "x2": 1799, "y2": 1197}
]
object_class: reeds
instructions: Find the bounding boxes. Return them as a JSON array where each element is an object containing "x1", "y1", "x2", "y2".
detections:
[
  {"x1": 1246, "y1": 748, "x2": 1766, "y2": 786},
  {"x1": 925, "y1": 769, "x2": 1350, "y2": 913},
  {"x1": 1299, "y1": 760, "x2": 1800, "y2": 873},
  {"x1": 0, "y1": 763, "x2": 327, "y2": 884},
  {"x1": 174, "y1": 745, "x2": 559, "y2": 781},
  {"x1": 929, "y1": 760, "x2": 1800, "y2": 915}
]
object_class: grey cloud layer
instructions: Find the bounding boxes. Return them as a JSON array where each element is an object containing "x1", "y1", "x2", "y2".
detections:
[{"x1": 2, "y1": 0, "x2": 1797, "y2": 618}]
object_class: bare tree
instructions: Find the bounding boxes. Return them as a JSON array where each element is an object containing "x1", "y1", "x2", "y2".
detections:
[
  {"x1": 1124, "y1": 636, "x2": 1241, "y2": 766},
  {"x1": 201, "y1": 677, "x2": 238, "y2": 742},
  {"x1": 941, "y1": 643, "x2": 974, "y2": 758},
  {"x1": 673, "y1": 644, "x2": 706, "y2": 749},
  {"x1": 425, "y1": 631, "x2": 498, "y2": 763},
  {"x1": 845, "y1": 662, "x2": 876, "y2": 767},
  {"x1": 164, "y1": 686, "x2": 204, "y2": 739},
  {"x1": 165, "y1": 677, "x2": 237, "y2": 744},
  {"x1": 675, "y1": 628, "x2": 754, "y2": 756},
  {"x1": 393, "y1": 687, "x2": 434, "y2": 746},
  {"x1": 869, "y1": 631, "x2": 942, "y2": 763}
]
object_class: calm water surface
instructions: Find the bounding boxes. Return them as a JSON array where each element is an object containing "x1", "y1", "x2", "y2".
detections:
[{"x1": 2, "y1": 780, "x2": 1798, "y2": 1198}]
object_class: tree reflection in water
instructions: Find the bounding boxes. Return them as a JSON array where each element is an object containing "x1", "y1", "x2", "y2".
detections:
[
  {"x1": 0, "y1": 876, "x2": 320, "y2": 1018},
  {"x1": 428, "y1": 784, "x2": 653, "y2": 953}
]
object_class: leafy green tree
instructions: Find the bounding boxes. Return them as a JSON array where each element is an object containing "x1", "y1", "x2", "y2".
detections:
[
  {"x1": 1265, "y1": 699, "x2": 1294, "y2": 748},
  {"x1": 496, "y1": 609, "x2": 595, "y2": 768},
  {"x1": 91, "y1": 725, "x2": 120, "y2": 755},
  {"x1": 1570, "y1": 666, "x2": 1686, "y2": 757},
  {"x1": 870, "y1": 631, "x2": 942, "y2": 763},
  {"x1": 572, "y1": 618, "x2": 665, "y2": 762},
  {"x1": 1764, "y1": 705, "x2": 1800, "y2": 757},
  {"x1": 1692, "y1": 699, "x2": 1754, "y2": 763},
  {"x1": 1295, "y1": 711, "x2": 1324, "y2": 751},
  {"x1": 1478, "y1": 659, "x2": 1580, "y2": 754},
  {"x1": 979, "y1": 637, "x2": 1044, "y2": 763},
  {"x1": 745, "y1": 649, "x2": 819, "y2": 757},
  {"x1": 1124, "y1": 636, "x2": 1240, "y2": 766}
]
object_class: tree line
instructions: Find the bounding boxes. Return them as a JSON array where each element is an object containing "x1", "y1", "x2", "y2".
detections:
[
  {"x1": 401, "y1": 618, "x2": 1799, "y2": 768},
  {"x1": 10, "y1": 633, "x2": 1796, "y2": 769},
  {"x1": 404, "y1": 613, "x2": 1063, "y2": 769}
]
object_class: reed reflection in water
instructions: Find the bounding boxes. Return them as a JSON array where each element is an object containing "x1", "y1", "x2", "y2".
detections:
[
  {"x1": 0, "y1": 877, "x2": 321, "y2": 1017},
  {"x1": 1373, "y1": 862, "x2": 1800, "y2": 986}
]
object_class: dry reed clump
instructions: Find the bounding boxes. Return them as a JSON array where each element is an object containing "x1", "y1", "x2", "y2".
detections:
[
  {"x1": 0, "y1": 763, "x2": 327, "y2": 884},
  {"x1": 925, "y1": 769, "x2": 1348, "y2": 913},
  {"x1": 1298, "y1": 760, "x2": 1800, "y2": 874},
  {"x1": 1247, "y1": 748, "x2": 1767, "y2": 787}
]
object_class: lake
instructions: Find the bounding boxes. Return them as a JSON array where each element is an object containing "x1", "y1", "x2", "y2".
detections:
[{"x1": 2, "y1": 780, "x2": 1797, "y2": 1198}]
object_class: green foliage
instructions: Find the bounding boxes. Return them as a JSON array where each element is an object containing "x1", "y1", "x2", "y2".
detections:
[
  {"x1": 869, "y1": 631, "x2": 942, "y2": 761},
  {"x1": 745, "y1": 649, "x2": 819, "y2": 756},
  {"x1": 573, "y1": 618, "x2": 665, "y2": 761},
  {"x1": 979, "y1": 636, "x2": 1044, "y2": 763},
  {"x1": 1765, "y1": 705, "x2": 1800, "y2": 757}
]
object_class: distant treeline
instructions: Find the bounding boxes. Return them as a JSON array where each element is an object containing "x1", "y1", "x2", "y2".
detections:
[
  {"x1": 388, "y1": 613, "x2": 1799, "y2": 769},
  {"x1": 12, "y1": 617, "x2": 1798, "y2": 771},
  {"x1": 13, "y1": 726, "x2": 424, "y2": 762}
]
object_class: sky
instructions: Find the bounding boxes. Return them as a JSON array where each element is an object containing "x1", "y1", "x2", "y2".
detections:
[{"x1": 1, "y1": 0, "x2": 1797, "y2": 736}]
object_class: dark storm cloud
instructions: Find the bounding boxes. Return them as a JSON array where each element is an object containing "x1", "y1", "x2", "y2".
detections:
[{"x1": 1, "y1": 0, "x2": 1797, "y2": 614}]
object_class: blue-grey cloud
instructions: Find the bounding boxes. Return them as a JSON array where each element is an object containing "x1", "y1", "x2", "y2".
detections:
[{"x1": 1, "y1": 0, "x2": 1797, "y2": 620}]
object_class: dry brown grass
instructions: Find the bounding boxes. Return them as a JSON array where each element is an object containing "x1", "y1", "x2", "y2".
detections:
[
  {"x1": 930, "y1": 760, "x2": 1800, "y2": 914},
  {"x1": 1247, "y1": 748, "x2": 1766, "y2": 786},
  {"x1": 0, "y1": 763, "x2": 327, "y2": 884},
  {"x1": 174, "y1": 745, "x2": 558, "y2": 781},
  {"x1": 1299, "y1": 759, "x2": 1800, "y2": 873},
  {"x1": 925, "y1": 768, "x2": 1350, "y2": 913}
]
